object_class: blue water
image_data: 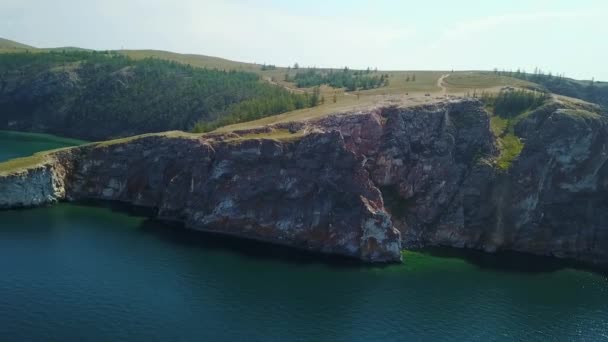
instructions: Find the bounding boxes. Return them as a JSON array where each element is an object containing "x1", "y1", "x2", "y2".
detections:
[{"x1": 1, "y1": 131, "x2": 607, "y2": 341}]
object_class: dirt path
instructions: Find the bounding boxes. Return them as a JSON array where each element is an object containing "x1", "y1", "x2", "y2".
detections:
[
  {"x1": 437, "y1": 74, "x2": 450, "y2": 94},
  {"x1": 264, "y1": 77, "x2": 305, "y2": 94}
]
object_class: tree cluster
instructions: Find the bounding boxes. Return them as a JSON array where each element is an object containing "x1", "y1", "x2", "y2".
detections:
[
  {"x1": 260, "y1": 64, "x2": 276, "y2": 71},
  {"x1": 493, "y1": 68, "x2": 608, "y2": 108},
  {"x1": 287, "y1": 68, "x2": 389, "y2": 91},
  {"x1": 481, "y1": 89, "x2": 548, "y2": 117}
]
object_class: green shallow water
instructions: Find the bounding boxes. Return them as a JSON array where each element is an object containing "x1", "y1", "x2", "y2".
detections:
[
  {"x1": 0, "y1": 130, "x2": 85, "y2": 161},
  {"x1": 1, "y1": 131, "x2": 607, "y2": 341}
]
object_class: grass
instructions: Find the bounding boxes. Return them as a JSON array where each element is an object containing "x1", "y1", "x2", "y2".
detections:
[
  {"x1": 443, "y1": 72, "x2": 536, "y2": 91},
  {"x1": 216, "y1": 71, "x2": 552, "y2": 133},
  {"x1": 495, "y1": 134, "x2": 524, "y2": 170},
  {"x1": 94, "y1": 127, "x2": 306, "y2": 149},
  {"x1": 489, "y1": 115, "x2": 509, "y2": 137},
  {"x1": 488, "y1": 107, "x2": 529, "y2": 170},
  {"x1": 226, "y1": 129, "x2": 306, "y2": 142},
  {"x1": 6, "y1": 37, "x2": 594, "y2": 139},
  {"x1": 0, "y1": 153, "x2": 49, "y2": 176},
  {"x1": 215, "y1": 95, "x2": 370, "y2": 132},
  {"x1": 0, "y1": 145, "x2": 77, "y2": 176},
  {"x1": 94, "y1": 130, "x2": 202, "y2": 147},
  {"x1": 0, "y1": 38, "x2": 35, "y2": 50},
  {"x1": 120, "y1": 50, "x2": 261, "y2": 73},
  {"x1": 364, "y1": 71, "x2": 445, "y2": 94}
]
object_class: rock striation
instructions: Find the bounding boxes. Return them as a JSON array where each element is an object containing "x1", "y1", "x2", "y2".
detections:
[{"x1": 1, "y1": 98, "x2": 608, "y2": 265}]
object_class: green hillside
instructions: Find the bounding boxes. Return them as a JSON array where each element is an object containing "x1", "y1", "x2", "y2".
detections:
[
  {"x1": 0, "y1": 51, "x2": 314, "y2": 140},
  {"x1": 0, "y1": 38, "x2": 35, "y2": 51}
]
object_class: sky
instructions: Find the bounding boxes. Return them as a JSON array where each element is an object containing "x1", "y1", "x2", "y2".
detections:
[{"x1": 1, "y1": 0, "x2": 607, "y2": 80}]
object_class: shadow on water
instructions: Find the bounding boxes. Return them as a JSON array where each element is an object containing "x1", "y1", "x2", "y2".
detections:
[
  {"x1": 417, "y1": 246, "x2": 608, "y2": 276},
  {"x1": 74, "y1": 199, "x2": 369, "y2": 269},
  {"x1": 137, "y1": 219, "x2": 373, "y2": 269},
  {"x1": 73, "y1": 199, "x2": 608, "y2": 274}
]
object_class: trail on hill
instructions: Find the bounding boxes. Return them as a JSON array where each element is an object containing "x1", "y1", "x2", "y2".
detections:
[
  {"x1": 437, "y1": 74, "x2": 450, "y2": 94},
  {"x1": 264, "y1": 77, "x2": 305, "y2": 94}
]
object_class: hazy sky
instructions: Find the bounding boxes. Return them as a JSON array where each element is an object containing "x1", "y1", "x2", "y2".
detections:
[{"x1": 2, "y1": 0, "x2": 607, "y2": 80}]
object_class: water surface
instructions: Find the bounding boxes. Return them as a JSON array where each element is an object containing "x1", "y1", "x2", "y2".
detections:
[
  {"x1": 0, "y1": 130, "x2": 85, "y2": 161},
  {"x1": 1, "y1": 131, "x2": 607, "y2": 341}
]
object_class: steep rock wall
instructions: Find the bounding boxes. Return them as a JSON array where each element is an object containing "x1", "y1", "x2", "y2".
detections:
[
  {"x1": 0, "y1": 163, "x2": 65, "y2": 208},
  {"x1": 2, "y1": 99, "x2": 608, "y2": 265},
  {"x1": 1, "y1": 132, "x2": 402, "y2": 262}
]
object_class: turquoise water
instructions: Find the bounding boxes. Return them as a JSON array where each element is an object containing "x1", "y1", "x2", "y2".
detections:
[
  {"x1": 0, "y1": 130, "x2": 85, "y2": 161},
  {"x1": 1, "y1": 131, "x2": 607, "y2": 341}
]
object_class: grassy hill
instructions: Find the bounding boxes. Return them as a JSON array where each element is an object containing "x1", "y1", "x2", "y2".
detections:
[
  {"x1": 0, "y1": 51, "x2": 314, "y2": 140},
  {"x1": 507, "y1": 72, "x2": 608, "y2": 108},
  {"x1": 120, "y1": 49, "x2": 261, "y2": 72},
  {"x1": 1, "y1": 37, "x2": 604, "y2": 137},
  {"x1": 0, "y1": 38, "x2": 35, "y2": 52}
]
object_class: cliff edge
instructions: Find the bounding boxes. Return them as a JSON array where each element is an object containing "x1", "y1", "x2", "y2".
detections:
[{"x1": 2, "y1": 98, "x2": 607, "y2": 265}]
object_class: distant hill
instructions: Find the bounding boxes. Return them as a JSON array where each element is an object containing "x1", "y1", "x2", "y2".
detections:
[
  {"x1": 120, "y1": 49, "x2": 261, "y2": 73},
  {"x1": 0, "y1": 51, "x2": 314, "y2": 140},
  {"x1": 0, "y1": 39, "x2": 94, "y2": 54},
  {"x1": 499, "y1": 71, "x2": 608, "y2": 108},
  {"x1": 0, "y1": 37, "x2": 605, "y2": 138},
  {"x1": 46, "y1": 47, "x2": 93, "y2": 52},
  {"x1": 0, "y1": 38, "x2": 35, "y2": 50},
  {"x1": 0, "y1": 38, "x2": 262, "y2": 71}
]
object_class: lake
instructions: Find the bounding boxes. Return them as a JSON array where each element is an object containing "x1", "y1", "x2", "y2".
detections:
[{"x1": 0, "y1": 130, "x2": 607, "y2": 341}]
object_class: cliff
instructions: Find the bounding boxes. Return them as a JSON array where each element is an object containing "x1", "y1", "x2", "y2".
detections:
[
  {"x1": 0, "y1": 130, "x2": 402, "y2": 262},
  {"x1": 2, "y1": 98, "x2": 607, "y2": 265}
]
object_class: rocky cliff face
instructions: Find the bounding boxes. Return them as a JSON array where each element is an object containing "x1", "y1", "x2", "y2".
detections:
[
  {"x1": 507, "y1": 105, "x2": 608, "y2": 263},
  {"x1": 1, "y1": 99, "x2": 607, "y2": 265},
  {"x1": 1, "y1": 131, "x2": 402, "y2": 262},
  {"x1": 0, "y1": 164, "x2": 65, "y2": 208}
]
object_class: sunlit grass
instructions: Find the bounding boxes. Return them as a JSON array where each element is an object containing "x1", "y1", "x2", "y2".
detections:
[
  {"x1": 94, "y1": 130, "x2": 201, "y2": 147},
  {"x1": 223, "y1": 129, "x2": 306, "y2": 143}
]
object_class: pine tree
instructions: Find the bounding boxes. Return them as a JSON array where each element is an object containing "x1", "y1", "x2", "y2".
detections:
[{"x1": 310, "y1": 86, "x2": 321, "y2": 106}]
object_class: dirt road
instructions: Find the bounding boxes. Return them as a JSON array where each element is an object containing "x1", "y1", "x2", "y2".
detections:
[{"x1": 437, "y1": 74, "x2": 450, "y2": 94}]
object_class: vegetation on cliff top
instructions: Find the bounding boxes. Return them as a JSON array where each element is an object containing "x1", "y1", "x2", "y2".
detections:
[
  {"x1": 496, "y1": 69, "x2": 608, "y2": 108},
  {"x1": 223, "y1": 129, "x2": 306, "y2": 143},
  {"x1": 0, "y1": 153, "x2": 51, "y2": 176},
  {"x1": 482, "y1": 89, "x2": 548, "y2": 170},
  {"x1": 1, "y1": 38, "x2": 605, "y2": 144},
  {"x1": 287, "y1": 68, "x2": 390, "y2": 91}
]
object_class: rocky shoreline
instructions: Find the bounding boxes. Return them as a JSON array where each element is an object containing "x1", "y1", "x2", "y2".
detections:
[{"x1": 1, "y1": 99, "x2": 607, "y2": 265}]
